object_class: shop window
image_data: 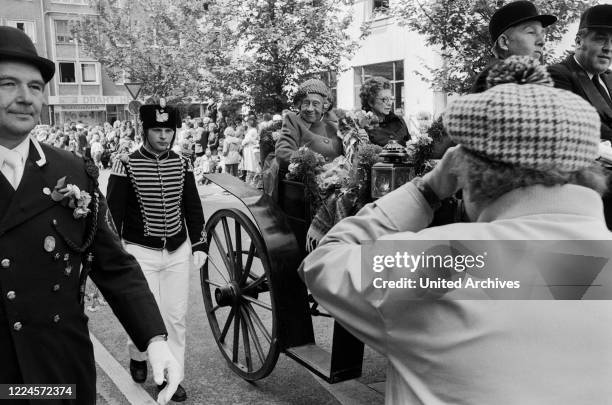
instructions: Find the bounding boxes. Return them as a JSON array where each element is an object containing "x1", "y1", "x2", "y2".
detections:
[
  {"x1": 353, "y1": 60, "x2": 404, "y2": 111},
  {"x1": 81, "y1": 63, "x2": 97, "y2": 83},
  {"x1": 55, "y1": 20, "x2": 74, "y2": 44},
  {"x1": 59, "y1": 62, "x2": 76, "y2": 83}
]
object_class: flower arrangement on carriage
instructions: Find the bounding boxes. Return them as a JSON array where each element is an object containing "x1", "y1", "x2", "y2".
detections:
[{"x1": 285, "y1": 109, "x2": 437, "y2": 251}]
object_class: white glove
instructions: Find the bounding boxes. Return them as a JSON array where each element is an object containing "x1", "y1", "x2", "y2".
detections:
[
  {"x1": 147, "y1": 340, "x2": 180, "y2": 405},
  {"x1": 193, "y1": 251, "x2": 208, "y2": 268}
]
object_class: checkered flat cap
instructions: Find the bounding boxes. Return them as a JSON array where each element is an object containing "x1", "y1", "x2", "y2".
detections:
[{"x1": 444, "y1": 83, "x2": 600, "y2": 171}]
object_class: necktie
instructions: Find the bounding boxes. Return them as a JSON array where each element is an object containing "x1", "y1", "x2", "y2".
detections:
[
  {"x1": 592, "y1": 75, "x2": 612, "y2": 110},
  {"x1": 2, "y1": 150, "x2": 23, "y2": 189}
]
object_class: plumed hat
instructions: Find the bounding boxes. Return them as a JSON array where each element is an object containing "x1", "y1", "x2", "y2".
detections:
[
  {"x1": 579, "y1": 4, "x2": 612, "y2": 31},
  {"x1": 444, "y1": 56, "x2": 600, "y2": 172},
  {"x1": 0, "y1": 26, "x2": 55, "y2": 82},
  {"x1": 489, "y1": 1, "x2": 557, "y2": 44}
]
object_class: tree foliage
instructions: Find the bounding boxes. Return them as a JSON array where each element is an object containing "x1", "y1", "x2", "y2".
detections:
[
  {"x1": 75, "y1": 0, "x2": 358, "y2": 112},
  {"x1": 382, "y1": 0, "x2": 595, "y2": 94},
  {"x1": 208, "y1": 0, "x2": 359, "y2": 113},
  {"x1": 75, "y1": 0, "x2": 221, "y2": 102}
]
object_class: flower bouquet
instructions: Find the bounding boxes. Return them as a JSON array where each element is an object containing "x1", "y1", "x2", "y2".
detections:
[
  {"x1": 335, "y1": 109, "x2": 374, "y2": 164},
  {"x1": 306, "y1": 144, "x2": 383, "y2": 252},
  {"x1": 405, "y1": 135, "x2": 434, "y2": 176}
]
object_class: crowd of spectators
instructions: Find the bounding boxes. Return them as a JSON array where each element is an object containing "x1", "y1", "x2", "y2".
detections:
[{"x1": 30, "y1": 111, "x2": 287, "y2": 191}]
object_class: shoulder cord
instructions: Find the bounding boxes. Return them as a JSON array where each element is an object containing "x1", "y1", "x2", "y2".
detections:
[{"x1": 52, "y1": 191, "x2": 99, "y2": 253}]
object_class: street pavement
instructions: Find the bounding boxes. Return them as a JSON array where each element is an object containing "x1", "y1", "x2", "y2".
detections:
[{"x1": 88, "y1": 169, "x2": 386, "y2": 404}]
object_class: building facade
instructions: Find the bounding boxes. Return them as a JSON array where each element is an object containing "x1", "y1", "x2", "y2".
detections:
[
  {"x1": 334, "y1": 0, "x2": 443, "y2": 130},
  {"x1": 1, "y1": 0, "x2": 131, "y2": 125}
]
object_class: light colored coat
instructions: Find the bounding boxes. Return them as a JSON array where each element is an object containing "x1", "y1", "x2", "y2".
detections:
[
  {"x1": 241, "y1": 127, "x2": 260, "y2": 172},
  {"x1": 222, "y1": 135, "x2": 242, "y2": 165},
  {"x1": 300, "y1": 183, "x2": 612, "y2": 405}
]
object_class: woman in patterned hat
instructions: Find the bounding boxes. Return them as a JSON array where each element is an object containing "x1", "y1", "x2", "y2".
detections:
[
  {"x1": 359, "y1": 76, "x2": 411, "y2": 147},
  {"x1": 275, "y1": 78, "x2": 343, "y2": 170}
]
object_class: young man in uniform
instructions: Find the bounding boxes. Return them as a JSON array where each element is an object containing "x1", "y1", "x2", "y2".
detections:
[{"x1": 107, "y1": 103, "x2": 207, "y2": 402}]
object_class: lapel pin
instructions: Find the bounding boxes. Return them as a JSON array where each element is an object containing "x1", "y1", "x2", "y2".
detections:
[
  {"x1": 43, "y1": 187, "x2": 51, "y2": 195},
  {"x1": 43, "y1": 236, "x2": 56, "y2": 252}
]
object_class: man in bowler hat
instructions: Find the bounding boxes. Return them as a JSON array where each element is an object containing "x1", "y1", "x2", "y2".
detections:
[
  {"x1": 548, "y1": 4, "x2": 612, "y2": 230},
  {"x1": 470, "y1": 0, "x2": 557, "y2": 93},
  {"x1": 0, "y1": 26, "x2": 180, "y2": 404},
  {"x1": 548, "y1": 5, "x2": 612, "y2": 141}
]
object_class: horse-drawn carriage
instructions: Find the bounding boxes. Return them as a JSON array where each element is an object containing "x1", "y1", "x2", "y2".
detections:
[{"x1": 200, "y1": 173, "x2": 365, "y2": 383}]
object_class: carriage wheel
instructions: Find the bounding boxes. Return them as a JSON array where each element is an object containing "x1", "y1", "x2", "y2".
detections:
[{"x1": 201, "y1": 208, "x2": 280, "y2": 381}]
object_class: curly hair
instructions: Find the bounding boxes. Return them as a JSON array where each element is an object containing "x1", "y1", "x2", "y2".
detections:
[
  {"x1": 451, "y1": 148, "x2": 608, "y2": 205},
  {"x1": 360, "y1": 76, "x2": 392, "y2": 112}
]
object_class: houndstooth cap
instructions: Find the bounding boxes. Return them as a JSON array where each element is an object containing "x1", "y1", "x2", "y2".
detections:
[{"x1": 443, "y1": 83, "x2": 601, "y2": 171}]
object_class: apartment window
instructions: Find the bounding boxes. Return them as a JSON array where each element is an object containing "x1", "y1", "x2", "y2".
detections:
[
  {"x1": 353, "y1": 60, "x2": 404, "y2": 111},
  {"x1": 55, "y1": 20, "x2": 74, "y2": 44},
  {"x1": 6, "y1": 20, "x2": 36, "y2": 43},
  {"x1": 81, "y1": 63, "x2": 97, "y2": 83},
  {"x1": 373, "y1": 0, "x2": 389, "y2": 11},
  {"x1": 59, "y1": 62, "x2": 76, "y2": 83}
]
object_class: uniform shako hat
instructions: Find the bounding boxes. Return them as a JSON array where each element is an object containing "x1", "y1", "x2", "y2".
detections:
[
  {"x1": 579, "y1": 4, "x2": 612, "y2": 31},
  {"x1": 0, "y1": 26, "x2": 55, "y2": 82},
  {"x1": 140, "y1": 102, "x2": 181, "y2": 148},
  {"x1": 139, "y1": 103, "x2": 181, "y2": 132},
  {"x1": 444, "y1": 55, "x2": 600, "y2": 172},
  {"x1": 489, "y1": 1, "x2": 557, "y2": 44}
]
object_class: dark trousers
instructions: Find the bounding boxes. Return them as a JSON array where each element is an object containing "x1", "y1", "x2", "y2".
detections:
[{"x1": 225, "y1": 164, "x2": 239, "y2": 177}]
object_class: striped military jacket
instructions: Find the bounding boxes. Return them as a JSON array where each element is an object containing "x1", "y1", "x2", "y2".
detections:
[{"x1": 106, "y1": 146, "x2": 206, "y2": 252}]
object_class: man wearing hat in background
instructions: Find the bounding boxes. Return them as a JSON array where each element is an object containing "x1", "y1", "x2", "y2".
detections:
[
  {"x1": 549, "y1": 4, "x2": 612, "y2": 229},
  {"x1": 470, "y1": 0, "x2": 557, "y2": 93},
  {"x1": 301, "y1": 59, "x2": 612, "y2": 403},
  {"x1": 549, "y1": 5, "x2": 612, "y2": 140},
  {"x1": 107, "y1": 102, "x2": 208, "y2": 402},
  {"x1": 0, "y1": 26, "x2": 180, "y2": 404}
]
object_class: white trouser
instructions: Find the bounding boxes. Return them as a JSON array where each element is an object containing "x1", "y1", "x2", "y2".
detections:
[{"x1": 125, "y1": 241, "x2": 192, "y2": 382}]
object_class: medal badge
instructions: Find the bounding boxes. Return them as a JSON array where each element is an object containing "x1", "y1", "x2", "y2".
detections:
[{"x1": 44, "y1": 236, "x2": 56, "y2": 252}]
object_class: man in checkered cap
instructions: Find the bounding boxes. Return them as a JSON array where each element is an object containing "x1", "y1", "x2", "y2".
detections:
[{"x1": 300, "y1": 57, "x2": 612, "y2": 404}]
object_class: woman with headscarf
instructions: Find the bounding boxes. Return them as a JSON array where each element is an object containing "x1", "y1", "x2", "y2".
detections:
[
  {"x1": 275, "y1": 79, "x2": 343, "y2": 170},
  {"x1": 359, "y1": 76, "x2": 411, "y2": 147}
]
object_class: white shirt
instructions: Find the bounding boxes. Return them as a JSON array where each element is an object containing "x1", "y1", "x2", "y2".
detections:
[{"x1": 0, "y1": 136, "x2": 30, "y2": 189}]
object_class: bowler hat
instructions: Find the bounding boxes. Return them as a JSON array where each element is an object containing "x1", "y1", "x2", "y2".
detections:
[
  {"x1": 489, "y1": 1, "x2": 557, "y2": 44},
  {"x1": 0, "y1": 26, "x2": 55, "y2": 82},
  {"x1": 579, "y1": 5, "x2": 612, "y2": 31}
]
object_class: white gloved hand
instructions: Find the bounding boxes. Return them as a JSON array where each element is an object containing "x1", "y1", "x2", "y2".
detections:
[
  {"x1": 147, "y1": 340, "x2": 180, "y2": 405},
  {"x1": 193, "y1": 251, "x2": 208, "y2": 268}
]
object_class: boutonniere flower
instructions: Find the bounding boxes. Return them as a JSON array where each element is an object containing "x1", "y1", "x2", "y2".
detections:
[{"x1": 50, "y1": 176, "x2": 92, "y2": 219}]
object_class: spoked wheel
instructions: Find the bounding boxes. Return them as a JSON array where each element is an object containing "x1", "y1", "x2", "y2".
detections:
[{"x1": 201, "y1": 208, "x2": 280, "y2": 381}]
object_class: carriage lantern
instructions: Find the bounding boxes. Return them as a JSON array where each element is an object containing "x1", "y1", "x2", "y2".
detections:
[{"x1": 371, "y1": 140, "x2": 415, "y2": 199}]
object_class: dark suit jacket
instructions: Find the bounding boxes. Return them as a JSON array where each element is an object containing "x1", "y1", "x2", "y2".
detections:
[
  {"x1": 469, "y1": 65, "x2": 493, "y2": 94},
  {"x1": 548, "y1": 55, "x2": 612, "y2": 141},
  {"x1": 0, "y1": 140, "x2": 166, "y2": 404}
]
